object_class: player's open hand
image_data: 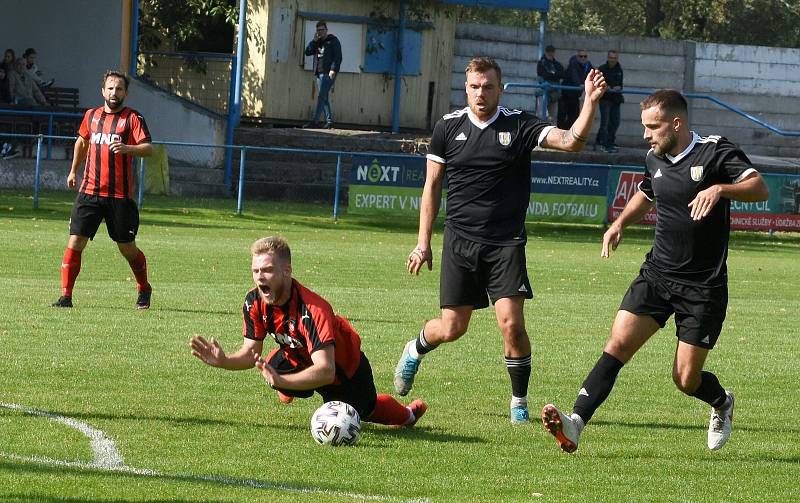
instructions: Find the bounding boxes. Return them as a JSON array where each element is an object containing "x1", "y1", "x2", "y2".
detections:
[
  {"x1": 601, "y1": 224, "x2": 622, "y2": 258},
  {"x1": 189, "y1": 335, "x2": 226, "y2": 367},
  {"x1": 407, "y1": 244, "x2": 433, "y2": 275},
  {"x1": 688, "y1": 185, "x2": 722, "y2": 221},
  {"x1": 254, "y1": 353, "x2": 279, "y2": 387},
  {"x1": 585, "y1": 69, "x2": 607, "y2": 103}
]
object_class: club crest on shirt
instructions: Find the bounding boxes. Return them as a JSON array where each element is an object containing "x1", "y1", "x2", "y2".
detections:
[
  {"x1": 498, "y1": 131, "x2": 511, "y2": 146},
  {"x1": 690, "y1": 165, "x2": 704, "y2": 181}
]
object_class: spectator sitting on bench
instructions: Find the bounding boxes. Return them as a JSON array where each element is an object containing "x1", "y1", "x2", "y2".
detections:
[
  {"x1": 0, "y1": 67, "x2": 11, "y2": 104},
  {"x1": 23, "y1": 48, "x2": 54, "y2": 89},
  {"x1": 9, "y1": 57, "x2": 47, "y2": 106},
  {"x1": 2, "y1": 49, "x2": 15, "y2": 73}
]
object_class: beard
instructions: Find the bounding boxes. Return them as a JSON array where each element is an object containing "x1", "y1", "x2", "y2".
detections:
[
  {"x1": 653, "y1": 130, "x2": 678, "y2": 155},
  {"x1": 105, "y1": 96, "x2": 125, "y2": 111}
]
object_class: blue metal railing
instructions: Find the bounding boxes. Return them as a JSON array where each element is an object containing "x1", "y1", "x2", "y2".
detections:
[
  {"x1": 0, "y1": 108, "x2": 83, "y2": 159},
  {"x1": 2, "y1": 132, "x2": 425, "y2": 221},
  {"x1": 503, "y1": 82, "x2": 800, "y2": 137}
]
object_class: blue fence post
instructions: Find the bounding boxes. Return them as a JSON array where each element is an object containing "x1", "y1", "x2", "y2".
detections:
[
  {"x1": 236, "y1": 147, "x2": 246, "y2": 215},
  {"x1": 333, "y1": 154, "x2": 342, "y2": 221},
  {"x1": 46, "y1": 115, "x2": 53, "y2": 160},
  {"x1": 137, "y1": 157, "x2": 145, "y2": 208},
  {"x1": 33, "y1": 135, "x2": 43, "y2": 209}
]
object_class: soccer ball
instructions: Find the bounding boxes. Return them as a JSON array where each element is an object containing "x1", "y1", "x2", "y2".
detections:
[{"x1": 310, "y1": 401, "x2": 361, "y2": 446}]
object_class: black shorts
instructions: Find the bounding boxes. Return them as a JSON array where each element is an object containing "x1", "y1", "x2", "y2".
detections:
[
  {"x1": 266, "y1": 348, "x2": 378, "y2": 419},
  {"x1": 440, "y1": 227, "x2": 533, "y2": 309},
  {"x1": 619, "y1": 267, "x2": 728, "y2": 349},
  {"x1": 69, "y1": 193, "x2": 140, "y2": 243}
]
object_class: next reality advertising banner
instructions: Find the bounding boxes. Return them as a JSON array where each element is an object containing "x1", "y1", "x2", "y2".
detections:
[
  {"x1": 349, "y1": 156, "x2": 607, "y2": 224},
  {"x1": 350, "y1": 156, "x2": 800, "y2": 232}
]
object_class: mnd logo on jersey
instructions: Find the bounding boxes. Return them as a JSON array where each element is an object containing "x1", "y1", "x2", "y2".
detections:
[{"x1": 91, "y1": 133, "x2": 122, "y2": 144}]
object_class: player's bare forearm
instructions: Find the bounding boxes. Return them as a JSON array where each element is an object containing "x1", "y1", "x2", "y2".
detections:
[
  {"x1": 258, "y1": 346, "x2": 335, "y2": 390},
  {"x1": 615, "y1": 191, "x2": 654, "y2": 229},
  {"x1": 417, "y1": 161, "x2": 444, "y2": 247},
  {"x1": 718, "y1": 173, "x2": 769, "y2": 202},
  {"x1": 544, "y1": 69, "x2": 607, "y2": 152},
  {"x1": 71, "y1": 137, "x2": 88, "y2": 172}
]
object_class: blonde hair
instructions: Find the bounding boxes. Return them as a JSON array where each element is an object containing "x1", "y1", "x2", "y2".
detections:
[{"x1": 250, "y1": 236, "x2": 291, "y2": 263}]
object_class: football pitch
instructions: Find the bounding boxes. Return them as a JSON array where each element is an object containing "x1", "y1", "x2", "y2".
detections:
[{"x1": 1, "y1": 189, "x2": 798, "y2": 502}]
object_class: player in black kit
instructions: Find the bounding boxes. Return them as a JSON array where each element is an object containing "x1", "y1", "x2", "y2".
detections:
[
  {"x1": 395, "y1": 56, "x2": 607, "y2": 424},
  {"x1": 542, "y1": 90, "x2": 769, "y2": 452}
]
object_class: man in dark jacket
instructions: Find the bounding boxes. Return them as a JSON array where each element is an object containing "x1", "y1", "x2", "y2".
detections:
[
  {"x1": 536, "y1": 45, "x2": 564, "y2": 125},
  {"x1": 596, "y1": 51, "x2": 624, "y2": 152},
  {"x1": 303, "y1": 20, "x2": 342, "y2": 129},
  {"x1": 558, "y1": 49, "x2": 593, "y2": 129}
]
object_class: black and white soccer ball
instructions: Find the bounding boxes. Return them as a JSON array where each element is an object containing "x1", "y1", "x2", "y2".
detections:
[{"x1": 310, "y1": 401, "x2": 361, "y2": 446}]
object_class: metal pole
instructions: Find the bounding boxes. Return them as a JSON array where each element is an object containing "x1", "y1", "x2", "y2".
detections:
[
  {"x1": 130, "y1": 0, "x2": 140, "y2": 75},
  {"x1": 46, "y1": 115, "x2": 53, "y2": 159},
  {"x1": 236, "y1": 147, "x2": 246, "y2": 215},
  {"x1": 391, "y1": 1, "x2": 406, "y2": 133},
  {"x1": 333, "y1": 154, "x2": 342, "y2": 221},
  {"x1": 224, "y1": 0, "x2": 247, "y2": 191},
  {"x1": 33, "y1": 135, "x2": 43, "y2": 209},
  {"x1": 137, "y1": 157, "x2": 145, "y2": 208}
]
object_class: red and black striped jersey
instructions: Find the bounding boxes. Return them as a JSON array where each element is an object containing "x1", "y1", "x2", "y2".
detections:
[
  {"x1": 78, "y1": 106, "x2": 151, "y2": 199},
  {"x1": 242, "y1": 279, "x2": 362, "y2": 381}
]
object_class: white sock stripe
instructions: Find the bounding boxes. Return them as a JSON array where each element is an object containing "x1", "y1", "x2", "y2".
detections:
[{"x1": 505, "y1": 356, "x2": 532, "y2": 367}]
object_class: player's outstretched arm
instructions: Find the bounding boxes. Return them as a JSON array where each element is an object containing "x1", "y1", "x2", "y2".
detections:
[
  {"x1": 601, "y1": 191, "x2": 653, "y2": 258},
  {"x1": 541, "y1": 69, "x2": 607, "y2": 152},
  {"x1": 256, "y1": 345, "x2": 336, "y2": 390},
  {"x1": 408, "y1": 159, "x2": 444, "y2": 275},
  {"x1": 190, "y1": 335, "x2": 261, "y2": 370}
]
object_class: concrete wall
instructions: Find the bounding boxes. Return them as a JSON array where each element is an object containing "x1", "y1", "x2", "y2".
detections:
[
  {"x1": 129, "y1": 79, "x2": 227, "y2": 168},
  {"x1": 452, "y1": 23, "x2": 800, "y2": 158},
  {"x1": 3, "y1": 0, "x2": 126, "y2": 109}
]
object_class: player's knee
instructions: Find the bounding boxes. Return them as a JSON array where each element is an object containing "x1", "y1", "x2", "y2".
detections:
[
  {"x1": 672, "y1": 370, "x2": 699, "y2": 394},
  {"x1": 440, "y1": 320, "x2": 468, "y2": 342}
]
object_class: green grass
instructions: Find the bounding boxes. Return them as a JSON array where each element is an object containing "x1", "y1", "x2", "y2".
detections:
[{"x1": 1, "y1": 189, "x2": 798, "y2": 502}]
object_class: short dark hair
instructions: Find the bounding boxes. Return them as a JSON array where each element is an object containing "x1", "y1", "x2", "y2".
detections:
[
  {"x1": 23, "y1": 48, "x2": 36, "y2": 58},
  {"x1": 316, "y1": 20, "x2": 327, "y2": 29},
  {"x1": 102, "y1": 70, "x2": 130, "y2": 90},
  {"x1": 640, "y1": 89, "x2": 688, "y2": 119},
  {"x1": 465, "y1": 57, "x2": 502, "y2": 84},
  {"x1": 545, "y1": 45, "x2": 555, "y2": 52}
]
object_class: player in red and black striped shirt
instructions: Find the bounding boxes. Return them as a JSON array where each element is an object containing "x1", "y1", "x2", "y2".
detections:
[
  {"x1": 190, "y1": 236, "x2": 427, "y2": 429},
  {"x1": 51, "y1": 71, "x2": 153, "y2": 309}
]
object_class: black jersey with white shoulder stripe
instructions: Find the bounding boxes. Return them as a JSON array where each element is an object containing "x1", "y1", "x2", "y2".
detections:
[
  {"x1": 638, "y1": 132, "x2": 757, "y2": 286},
  {"x1": 427, "y1": 106, "x2": 553, "y2": 246}
]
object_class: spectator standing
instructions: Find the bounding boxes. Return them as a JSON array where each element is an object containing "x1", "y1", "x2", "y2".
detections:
[
  {"x1": 536, "y1": 45, "x2": 564, "y2": 125},
  {"x1": 2, "y1": 49, "x2": 15, "y2": 73},
  {"x1": 303, "y1": 20, "x2": 342, "y2": 129},
  {"x1": 8, "y1": 58, "x2": 47, "y2": 106},
  {"x1": 596, "y1": 51, "x2": 624, "y2": 152},
  {"x1": 558, "y1": 49, "x2": 593, "y2": 129},
  {"x1": 23, "y1": 48, "x2": 54, "y2": 88},
  {"x1": 51, "y1": 71, "x2": 153, "y2": 309}
]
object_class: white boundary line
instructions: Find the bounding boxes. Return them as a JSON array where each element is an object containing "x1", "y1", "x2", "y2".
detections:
[{"x1": 0, "y1": 402, "x2": 429, "y2": 503}]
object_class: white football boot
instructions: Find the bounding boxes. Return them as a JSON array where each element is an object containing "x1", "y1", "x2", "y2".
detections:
[
  {"x1": 708, "y1": 391, "x2": 734, "y2": 451},
  {"x1": 541, "y1": 403, "x2": 582, "y2": 453}
]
